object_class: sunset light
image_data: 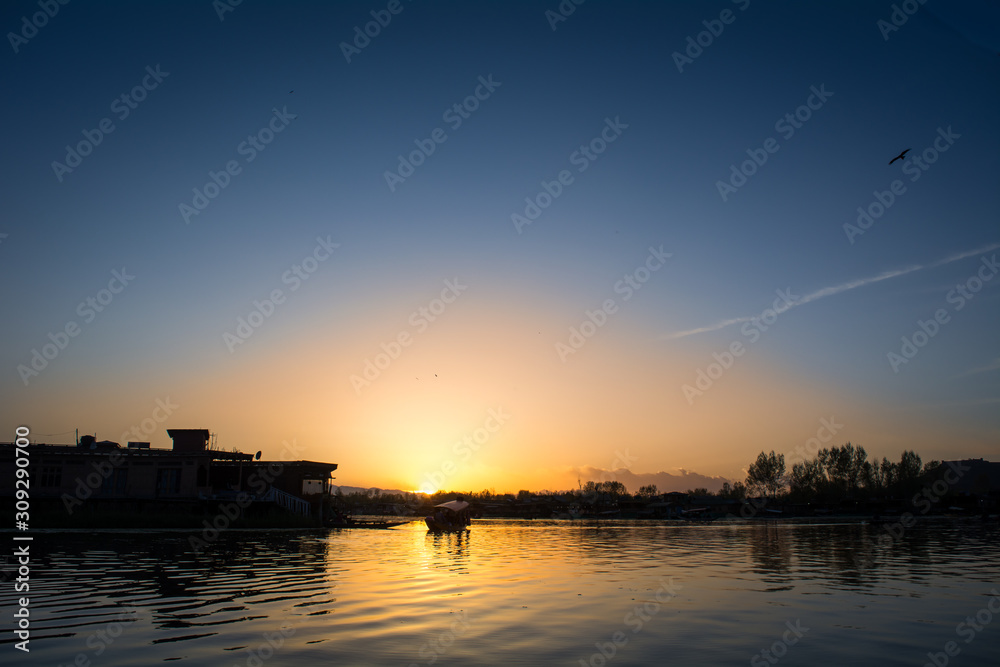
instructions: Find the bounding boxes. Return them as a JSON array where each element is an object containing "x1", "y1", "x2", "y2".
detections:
[{"x1": 2, "y1": 1, "x2": 999, "y2": 665}]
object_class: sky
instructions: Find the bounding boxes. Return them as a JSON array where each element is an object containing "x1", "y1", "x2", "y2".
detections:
[{"x1": 2, "y1": 0, "x2": 998, "y2": 495}]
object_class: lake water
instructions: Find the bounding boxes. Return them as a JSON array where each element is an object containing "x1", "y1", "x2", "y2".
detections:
[{"x1": 2, "y1": 519, "x2": 999, "y2": 666}]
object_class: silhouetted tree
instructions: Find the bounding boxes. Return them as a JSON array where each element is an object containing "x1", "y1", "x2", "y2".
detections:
[
  {"x1": 637, "y1": 484, "x2": 659, "y2": 498},
  {"x1": 598, "y1": 480, "x2": 626, "y2": 497},
  {"x1": 898, "y1": 450, "x2": 922, "y2": 481},
  {"x1": 718, "y1": 481, "x2": 747, "y2": 500},
  {"x1": 880, "y1": 457, "x2": 897, "y2": 491},
  {"x1": 867, "y1": 456, "x2": 887, "y2": 495},
  {"x1": 818, "y1": 443, "x2": 868, "y2": 497},
  {"x1": 896, "y1": 450, "x2": 923, "y2": 496},
  {"x1": 747, "y1": 451, "x2": 786, "y2": 499},
  {"x1": 788, "y1": 459, "x2": 824, "y2": 500}
]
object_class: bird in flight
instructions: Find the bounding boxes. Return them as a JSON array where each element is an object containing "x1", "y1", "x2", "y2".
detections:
[{"x1": 889, "y1": 148, "x2": 910, "y2": 165}]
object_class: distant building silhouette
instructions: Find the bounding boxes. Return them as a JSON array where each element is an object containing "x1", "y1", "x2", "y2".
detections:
[
  {"x1": 925, "y1": 459, "x2": 1000, "y2": 512},
  {"x1": 0, "y1": 428, "x2": 337, "y2": 522}
]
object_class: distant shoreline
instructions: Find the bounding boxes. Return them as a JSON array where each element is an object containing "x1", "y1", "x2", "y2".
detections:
[{"x1": 4, "y1": 512, "x2": 994, "y2": 531}]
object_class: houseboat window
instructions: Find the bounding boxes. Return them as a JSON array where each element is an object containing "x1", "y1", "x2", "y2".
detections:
[
  {"x1": 40, "y1": 466, "x2": 62, "y2": 488},
  {"x1": 102, "y1": 469, "x2": 128, "y2": 495},
  {"x1": 156, "y1": 469, "x2": 181, "y2": 494}
]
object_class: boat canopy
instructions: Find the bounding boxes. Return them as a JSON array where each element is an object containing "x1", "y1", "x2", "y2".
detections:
[{"x1": 434, "y1": 500, "x2": 469, "y2": 512}]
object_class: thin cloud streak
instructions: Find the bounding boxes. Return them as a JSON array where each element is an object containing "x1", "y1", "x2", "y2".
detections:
[
  {"x1": 952, "y1": 358, "x2": 1000, "y2": 379},
  {"x1": 895, "y1": 396, "x2": 1000, "y2": 410},
  {"x1": 665, "y1": 315, "x2": 756, "y2": 339},
  {"x1": 664, "y1": 243, "x2": 1000, "y2": 340}
]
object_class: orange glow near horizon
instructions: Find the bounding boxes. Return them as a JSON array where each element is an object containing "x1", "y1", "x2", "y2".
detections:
[
  {"x1": 12, "y1": 288, "x2": 995, "y2": 495},
  {"x1": 3, "y1": 0, "x2": 998, "y2": 516}
]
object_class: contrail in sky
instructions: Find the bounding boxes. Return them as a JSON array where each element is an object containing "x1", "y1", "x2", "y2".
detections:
[{"x1": 663, "y1": 242, "x2": 1000, "y2": 340}]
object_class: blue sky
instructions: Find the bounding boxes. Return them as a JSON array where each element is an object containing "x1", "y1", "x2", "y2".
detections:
[{"x1": 1, "y1": 0, "x2": 997, "y2": 491}]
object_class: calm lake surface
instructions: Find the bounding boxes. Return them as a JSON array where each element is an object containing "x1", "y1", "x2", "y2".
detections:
[{"x1": 2, "y1": 519, "x2": 999, "y2": 666}]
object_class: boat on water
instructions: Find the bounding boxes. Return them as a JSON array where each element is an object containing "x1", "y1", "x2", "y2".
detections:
[
  {"x1": 425, "y1": 500, "x2": 471, "y2": 532},
  {"x1": 680, "y1": 507, "x2": 719, "y2": 522}
]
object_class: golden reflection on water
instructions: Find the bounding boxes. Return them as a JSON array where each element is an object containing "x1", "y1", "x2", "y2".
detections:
[{"x1": 2, "y1": 519, "x2": 999, "y2": 666}]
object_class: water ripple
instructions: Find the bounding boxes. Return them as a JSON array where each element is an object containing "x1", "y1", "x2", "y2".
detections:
[{"x1": 0, "y1": 520, "x2": 997, "y2": 666}]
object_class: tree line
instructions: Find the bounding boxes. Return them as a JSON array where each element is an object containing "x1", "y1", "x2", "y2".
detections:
[
  {"x1": 333, "y1": 444, "x2": 940, "y2": 507},
  {"x1": 732, "y1": 444, "x2": 938, "y2": 503}
]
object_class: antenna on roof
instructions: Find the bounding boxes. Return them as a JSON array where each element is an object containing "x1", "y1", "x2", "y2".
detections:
[{"x1": 255, "y1": 451, "x2": 261, "y2": 460}]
